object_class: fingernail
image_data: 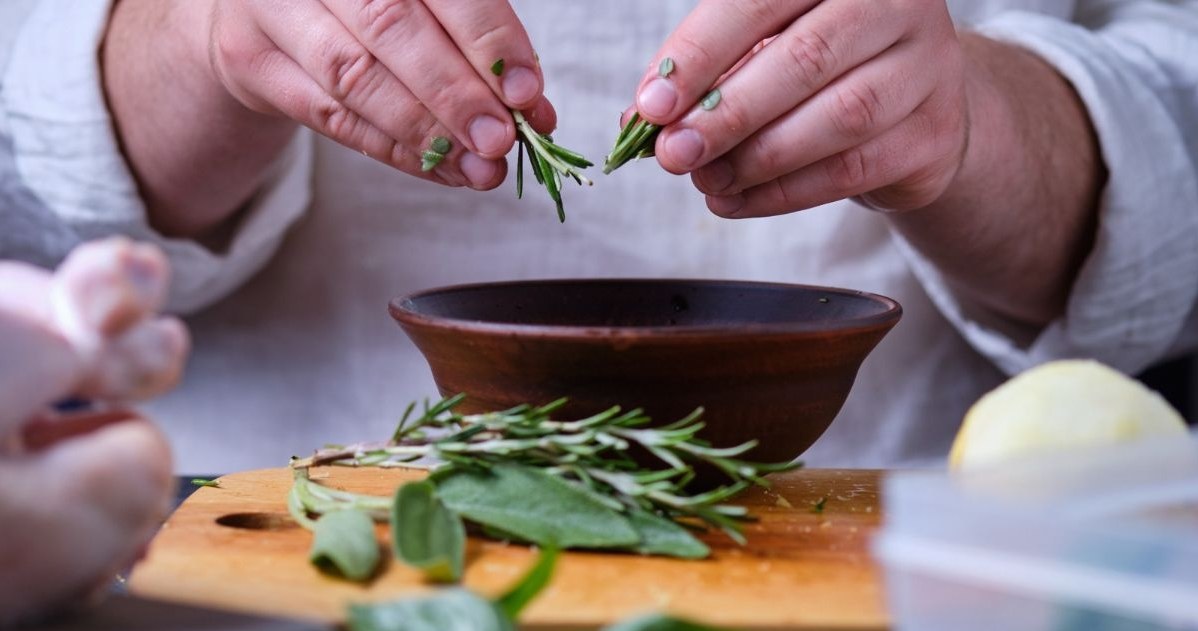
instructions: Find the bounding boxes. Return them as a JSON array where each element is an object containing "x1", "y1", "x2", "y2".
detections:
[
  {"x1": 501, "y1": 66, "x2": 539, "y2": 105},
  {"x1": 696, "y1": 159, "x2": 735, "y2": 194},
  {"x1": 663, "y1": 128, "x2": 705, "y2": 170},
  {"x1": 707, "y1": 193, "x2": 746, "y2": 217},
  {"x1": 468, "y1": 114, "x2": 508, "y2": 155},
  {"x1": 460, "y1": 152, "x2": 500, "y2": 189},
  {"x1": 637, "y1": 78, "x2": 677, "y2": 119}
]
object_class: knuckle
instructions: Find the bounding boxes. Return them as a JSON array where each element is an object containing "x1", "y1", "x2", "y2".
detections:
[
  {"x1": 828, "y1": 83, "x2": 885, "y2": 139},
  {"x1": 735, "y1": 0, "x2": 783, "y2": 26},
  {"x1": 672, "y1": 33, "x2": 717, "y2": 83},
  {"x1": 825, "y1": 147, "x2": 870, "y2": 193},
  {"x1": 316, "y1": 39, "x2": 377, "y2": 102},
  {"x1": 781, "y1": 30, "x2": 838, "y2": 92},
  {"x1": 311, "y1": 98, "x2": 359, "y2": 140},
  {"x1": 471, "y1": 21, "x2": 518, "y2": 57},
  {"x1": 357, "y1": 0, "x2": 420, "y2": 43},
  {"x1": 717, "y1": 96, "x2": 753, "y2": 136},
  {"x1": 746, "y1": 133, "x2": 783, "y2": 177}
]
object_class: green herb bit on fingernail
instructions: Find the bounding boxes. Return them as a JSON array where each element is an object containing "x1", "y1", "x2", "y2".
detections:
[
  {"x1": 701, "y1": 88, "x2": 722, "y2": 111},
  {"x1": 491, "y1": 58, "x2": 505, "y2": 76},
  {"x1": 659, "y1": 56, "x2": 675, "y2": 78},
  {"x1": 430, "y1": 136, "x2": 452, "y2": 154},
  {"x1": 421, "y1": 136, "x2": 452, "y2": 172},
  {"x1": 421, "y1": 151, "x2": 445, "y2": 172}
]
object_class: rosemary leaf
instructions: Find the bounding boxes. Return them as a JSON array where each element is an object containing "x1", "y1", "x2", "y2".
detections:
[{"x1": 190, "y1": 478, "x2": 220, "y2": 488}]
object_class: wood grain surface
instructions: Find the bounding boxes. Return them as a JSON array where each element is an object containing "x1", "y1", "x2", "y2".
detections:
[{"x1": 128, "y1": 467, "x2": 889, "y2": 630}]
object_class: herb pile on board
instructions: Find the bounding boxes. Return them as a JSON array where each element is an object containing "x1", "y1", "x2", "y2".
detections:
[{"x1": 287, "y1": 395, "x2": 798, "y2": 583}]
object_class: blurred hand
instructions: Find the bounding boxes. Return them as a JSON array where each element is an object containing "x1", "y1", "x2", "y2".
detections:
[
  {"x1": 206, "y1": 0, "x2": 557, "y2": 190},
  {"x1": 0, "y1": 238, "x2": 189, "y2": 625},
  {"x1": 636, "y1": 0, "x2": 967, "y2": 217}
]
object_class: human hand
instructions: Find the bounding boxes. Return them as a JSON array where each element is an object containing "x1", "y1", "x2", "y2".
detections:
[
  {"x1": 635, "y1": 0, "x2": 968, "y2": 217},
  {"x1": 0, "y1": 238, "x2": 188, "y2": 625},
  {"x1": 205, "y1": 0, "x2": 556, "y2": 190}
]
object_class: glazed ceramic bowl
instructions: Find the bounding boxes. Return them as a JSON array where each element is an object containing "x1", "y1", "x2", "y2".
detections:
[{"x1": 389, "y1": 279, "x2": 901, "y2": 464}]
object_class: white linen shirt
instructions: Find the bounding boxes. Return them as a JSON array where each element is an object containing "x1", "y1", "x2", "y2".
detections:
[{"x1": 2, "y1": 0, "x2": 1196, "y2": 472}]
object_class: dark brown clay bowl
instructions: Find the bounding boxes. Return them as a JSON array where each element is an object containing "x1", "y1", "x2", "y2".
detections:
[{"x1": 389, "y1": 279, "x2": 901, "y2": 465}]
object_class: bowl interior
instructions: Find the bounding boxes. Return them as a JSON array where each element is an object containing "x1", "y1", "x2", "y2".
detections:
[{"x1": 393, "y1": 279, "x2": 899, "y2": 332}]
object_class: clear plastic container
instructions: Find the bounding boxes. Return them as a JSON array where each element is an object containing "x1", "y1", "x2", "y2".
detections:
[{"x1": 873, "y1": 432, "x2": 1198, "y2": 631}]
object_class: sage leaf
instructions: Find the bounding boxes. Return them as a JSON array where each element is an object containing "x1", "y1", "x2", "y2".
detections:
[
  {"x1": 435, "y1": 464, "x2": 639, "y2": 549},
  {"x1": 494, "y1": 547, "x2": 558, "y2": 619},
  {"x1": 392, "y1": 481, "x2": 465, "y2": 583},
  {"x1": 603, "y1": 614, "x2": 727, "y2": 631},
  {"x1": 625, "y1": 509, "x2": 710, "y2": 559},
  {"x1": 347, "y1": 589, "x2": 512, "y2": 631},
  {"x1": 309, "y1": 509, "x2": 380, "y2": 582}
]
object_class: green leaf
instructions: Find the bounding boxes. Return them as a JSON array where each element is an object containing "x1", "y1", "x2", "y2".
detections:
[
  {"x1": 392, "y1": 481, "x2": 465, "y2": 583},
  {"x1": 490, "y1": 58, "x2": 505, "y2": 76},
  {"x1": 190, "y1": 478, "x2": 220, "y2": 488},
  {"x1": 624, "y1": 509, "x2": 710, "y2": 559},
  {"x1": 309, "y1": 509, "x2": 380, "y2": 582},
  {"x1": 436, "y1": 464, "x2": 639, "y2": 549},
  {"x1": 603, "y1": 614, "x2": 727, "y2": 631},
  {"x1": 421, "y1": 150, "x2": 445, "y2": 172},
  {"x1": 700, "y1": 89, "x2": 722, "y2": 111},
  {"x1": 658, "y1": 57, "x2": 675, "y2": 78},
  {"x1": 430, "y1": 136, "x2": 452, "y2": 155},
  {"x1": 494, "y1": 547, "x2": 558, "y2": 619},
  {"x1": 347, "y1": 589, "x2": 513, "y2": 631}
]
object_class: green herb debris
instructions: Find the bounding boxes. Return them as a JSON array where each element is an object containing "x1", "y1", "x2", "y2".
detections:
[
  {"x1": 421, "y1": 136, "x2": 453, "y2": 172},
  {"x1": 491, "y1": 58, "x2": 505, "y2": 77},
  {"x1": 190, "y1": 478, "x2": 220, "y2": 488},
  {"x1": 347, "y1": 547, "x2": 726, "y2": 631},
  {"x1": 700, "y1": 89, "x2": 722, "y2": 111},
  {"x1": 811, "y1": 496, "x2": 828, "y2": 514}
]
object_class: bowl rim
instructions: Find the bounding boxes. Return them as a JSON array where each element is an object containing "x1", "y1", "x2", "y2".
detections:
[{"x1": 389, "y1": 278, "x2": 902, "y2": 339}]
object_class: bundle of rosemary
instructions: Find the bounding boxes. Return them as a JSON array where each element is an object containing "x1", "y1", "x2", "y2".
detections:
[{"x1": 288, "y1": 395, "x2": 797, "y2": 583}]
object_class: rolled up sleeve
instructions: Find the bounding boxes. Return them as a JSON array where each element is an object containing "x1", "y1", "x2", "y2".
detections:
[
  {"x1": 896, "y1": 1, "x2": 1198, "y2": 377},
  {"x1": 1, "y1": 0, "x2": 312, "y2": 314}
]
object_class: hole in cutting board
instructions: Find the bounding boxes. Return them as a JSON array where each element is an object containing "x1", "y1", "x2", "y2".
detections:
[{"x1": 215, "y1": 512, "x2": 298, "y2": 530}]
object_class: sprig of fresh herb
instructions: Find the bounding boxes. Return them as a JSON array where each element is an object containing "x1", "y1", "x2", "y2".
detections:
[
  {"x1": 513, "y1": 111, "x2": 593, "y2": 222},
  {"x1": 293, "y1": 395, "x2": 798, "y2": 544},
  {"x1": 488, "y1": 57, "x2": 593, "y2": 222}
]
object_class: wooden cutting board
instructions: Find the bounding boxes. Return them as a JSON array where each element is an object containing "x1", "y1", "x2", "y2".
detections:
[{"x1": 128, "y1": 467, "x2": 889, "y2": 630}]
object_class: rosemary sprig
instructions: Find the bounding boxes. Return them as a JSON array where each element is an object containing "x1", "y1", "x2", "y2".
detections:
[
  {"x1": 603, "y1": 113, "x2": 661, "y2": 175},
  {"x1": 512, "y1": 110, "x2": 593, "y2": 222},
  {"x1": 292, "y1": 395, "x2": 799, "y2": 542}
]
